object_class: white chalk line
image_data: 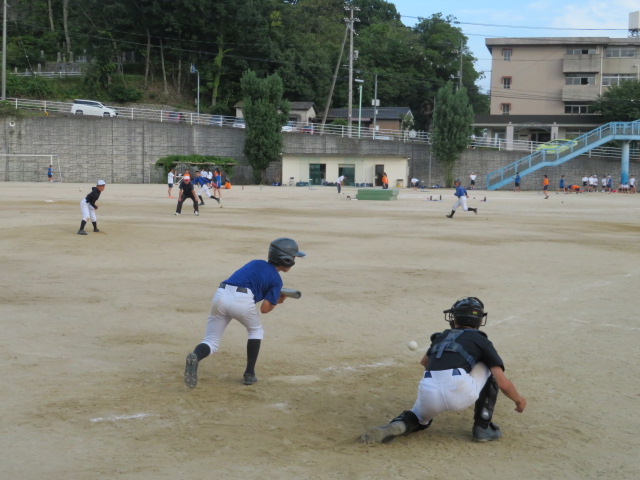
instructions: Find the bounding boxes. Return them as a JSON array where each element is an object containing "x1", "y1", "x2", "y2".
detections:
[
  {"x1": 322, "y1": 360, "x2": 396, "y2": 372},
  {"x1": 90, "y1": 413, "x2": 155, "y2": 423}
]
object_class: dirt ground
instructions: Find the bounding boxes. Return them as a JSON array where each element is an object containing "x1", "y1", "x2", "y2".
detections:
[{"x1": 1, "y1": 181, "x2": 639, "y2": 480}]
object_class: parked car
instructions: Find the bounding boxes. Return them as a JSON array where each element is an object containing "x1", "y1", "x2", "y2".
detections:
[
  {"x1": 535, "y1": 139, "x2": 578, "y2": 153},
  {"x1": 301, "y1": 125, "x2": 314, "y2": 135},
  {"x1": 281, "y1": 121, "x2": 298, "y2": 132},
  {"x1": 232, "y1": 118, "x2": 246, "y2": 129},
  {"x1": 71, "y1": 99, "x2": 118, "y2": 117}
]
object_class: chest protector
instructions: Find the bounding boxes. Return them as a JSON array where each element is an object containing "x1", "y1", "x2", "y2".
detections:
[{"x1": 430, "y1": 329, "x2": 477, "y2": 368}]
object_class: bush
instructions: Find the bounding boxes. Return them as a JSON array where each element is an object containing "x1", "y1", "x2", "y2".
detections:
[
  {"x1": 7, "y1": 75, "x2": 55, "y2": 99},
  {"x1": 108, "y1": 84, "x2": 143, "y2": 103}
]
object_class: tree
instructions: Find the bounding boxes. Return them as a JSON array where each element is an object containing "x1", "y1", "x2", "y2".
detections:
[
  {"x1": 431, "y1": 82, "x2": 474, "y2": 187},
  {"x1": 590, "y1": 80, "x2": 640, "y2": 122},
  {"x1": 240, "y1": 70, "x2": 289, "y2": 183}
]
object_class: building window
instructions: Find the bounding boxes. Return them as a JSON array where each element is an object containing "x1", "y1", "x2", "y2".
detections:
[
  {"x1": 602, "y1": 74, "x2": 636, "y2": 86},
  {"x1": 605, "y1": 47, "x2": 636, "y2": 58},
  {"x1": 502, "y1": 49, "x2": 512, "y2": 61},
  {"x1": 564, "y1": 104, "x2": 590, "y2": 114},
  {"x1": 502, "y1": 77, "x2": 512, "y2": 89},
  {"x1": 565, "y1": 73, "x2": 596, "y2": 85},
  {"x1": 500, "y1": 103, "x2": 511, "y2": 115},
  {"x1": 566, "y1": 47, "x2": 597, "y2": 55}
]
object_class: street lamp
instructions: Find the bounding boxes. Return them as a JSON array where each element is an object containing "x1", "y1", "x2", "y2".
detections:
[
  {"x1": 355, "y1": 78, "x2": 364, "y2": 138},
  {"x1": 190, "y1": 64, "x2": 200, "y2": 115}
]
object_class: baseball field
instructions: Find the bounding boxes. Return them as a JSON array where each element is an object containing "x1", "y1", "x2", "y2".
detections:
[{"x1": 1, "y1": 182, "x2": 638, "y2": 479}]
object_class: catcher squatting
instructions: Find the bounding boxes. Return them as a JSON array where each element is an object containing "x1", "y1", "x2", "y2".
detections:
[{"x1": 360, "y1": 297, "x2": 526, "y2": 443}]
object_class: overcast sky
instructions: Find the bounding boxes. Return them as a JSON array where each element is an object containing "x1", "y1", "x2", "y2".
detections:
[{"x1": 390, "y1": 0, "x2": 638, "y2": 91}]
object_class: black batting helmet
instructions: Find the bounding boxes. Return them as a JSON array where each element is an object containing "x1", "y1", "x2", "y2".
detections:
[
  {"x1": 443, "y1": 297, "x2": 487, "y2": 328},
  {"x1": 268, "y1": 238, "x2": 305, "y2": 267}
]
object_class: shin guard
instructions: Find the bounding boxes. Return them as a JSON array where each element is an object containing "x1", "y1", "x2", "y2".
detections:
[{"x1": 474, "y1": 375, "x2": 499, "y2": 428}]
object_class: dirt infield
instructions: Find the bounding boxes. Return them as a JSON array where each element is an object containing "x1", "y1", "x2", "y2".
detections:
[{"x1": 1, "y1": 182, "x2": 639, "y2": 480}]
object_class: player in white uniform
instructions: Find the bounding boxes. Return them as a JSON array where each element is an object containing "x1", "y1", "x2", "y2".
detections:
[
  {"x1": 167, "y1": 169, "x2": 175, "y2": 198},
  {"x1": 361, "y1": 297, "x2": 526, "y2": 444},
  {"x1": 77, "y1": 180, "x2": 106, "y2": 235}
]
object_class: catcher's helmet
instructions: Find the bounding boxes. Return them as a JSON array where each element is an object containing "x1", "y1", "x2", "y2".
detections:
[
  {"x1": 443, "y1": 297, "x2": 487, "y2": 328},
  {"x1": 268, "y1": 238, "x2": 305, "y2": 267}
]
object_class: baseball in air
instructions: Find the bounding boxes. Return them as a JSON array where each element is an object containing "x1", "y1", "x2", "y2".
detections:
[{"x1": 407, "y1": 340, "x2": 418, "y2": 351}]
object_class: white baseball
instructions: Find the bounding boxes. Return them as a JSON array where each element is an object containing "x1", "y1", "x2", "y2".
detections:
[{"x1": 407, "y1": 340, "x2": 418, "y2": 351}]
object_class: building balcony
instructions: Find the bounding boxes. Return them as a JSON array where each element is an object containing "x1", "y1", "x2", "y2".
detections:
[
  {"x1": 563, "y1": 54, "x2": 601, "y2": 73},
  {"x1": 561, "y1": 85, "x2": 600, "y2": 102}
]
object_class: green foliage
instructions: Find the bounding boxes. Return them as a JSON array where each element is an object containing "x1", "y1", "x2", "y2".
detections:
[
  {"x1": 7, "y1": 75, "x2": 56, "y2": 99},
  {"x1": 431, "y1": 82, "x2": 474, "y2": 187},
  {"x1": 240, "y1": 70, "x2": 289, "y2": 183},
  {"x1": 3, "y1": 0, "x2": 487, "y2": 127},
  {"x1": 108, "y1": 84, "x2": 144, "y2": 103},
  {"x1": 590, "y1": 81, "x2": 640, "y2": 122},
  {"x1": 331, "y1": 119, "x2": 348, "y2": 126}
]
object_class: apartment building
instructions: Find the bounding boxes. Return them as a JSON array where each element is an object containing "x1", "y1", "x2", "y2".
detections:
[{"x1": 475, "y1": 35, "x2": 640, "y2": 146}]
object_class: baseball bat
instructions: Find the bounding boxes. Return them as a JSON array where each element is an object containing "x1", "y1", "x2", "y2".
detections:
[{"x1": 280, "y1": 288, "x2": 302, "y2": 299}]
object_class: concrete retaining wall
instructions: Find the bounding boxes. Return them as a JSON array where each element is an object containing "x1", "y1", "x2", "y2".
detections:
[{"x1": 0, "y1": 116, "x2": 633, "y2": 189}]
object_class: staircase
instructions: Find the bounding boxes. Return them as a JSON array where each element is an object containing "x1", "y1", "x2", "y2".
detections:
[{"x1": 486, "y1": 120, "x2": 640, "y2": 190}]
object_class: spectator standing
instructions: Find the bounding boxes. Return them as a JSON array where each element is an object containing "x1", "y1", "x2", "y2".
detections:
[{"x1": 514, "y1": 174, "x2": 521, "y2": 192}]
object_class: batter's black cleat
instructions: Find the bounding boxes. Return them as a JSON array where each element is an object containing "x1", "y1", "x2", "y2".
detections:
[
  {"x1": 472, "y1": 422, "x2": 502, "y2": 442},
  {"x1": 77, "y1": 229, "x2": 87, "y2": 235},
  {"x1": 93, "y1": 228, "x2": 100, "y2": 232},
  {"x1": 243, "y1": 373, "x2": 258, "y2": 385},
  {"x1": 184, "y1": 353, "x2": 198, "y2": 388},
  {"x1": 360, "y1": 421, "x2": 407, "y2": 444}
]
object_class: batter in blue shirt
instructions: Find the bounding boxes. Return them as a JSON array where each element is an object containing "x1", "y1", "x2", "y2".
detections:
[{"x1": 184, "y1": 238, "x2": 306, "y2": 387}]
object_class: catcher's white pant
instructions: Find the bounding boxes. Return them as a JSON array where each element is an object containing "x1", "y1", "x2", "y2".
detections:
[
  {"x1": 452, "y1": 195, "x2": 468, "y2": 212},
  {"x1": 79, "y1": 199, "x2": 97, "y2": 222},
  {"x1": 201, "y1": 284, "x2": 264, "y2": 353},
  {"x1": 411, "y1": 363, "x2": 491, "y2": 424}
]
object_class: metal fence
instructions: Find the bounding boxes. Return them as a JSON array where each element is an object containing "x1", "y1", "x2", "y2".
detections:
[{"x1": 4, "y1": 97, "x2": 431, "y2": 143}]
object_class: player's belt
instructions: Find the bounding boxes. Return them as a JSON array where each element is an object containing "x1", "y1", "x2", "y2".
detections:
[
  {"x1": 219, "y1": 282, "x2": 248, "y2": 293},
  {"x1": 424, "y1": 368, "x2": 461, "y2": 378}
]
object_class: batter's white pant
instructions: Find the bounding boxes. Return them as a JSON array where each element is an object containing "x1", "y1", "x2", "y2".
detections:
[
  {"x1": 201, "y1": 284, "x2": 264, "y2": 353},
  {"x1": 197, "y1": 185, "x2": 213, "y2": 198},
  {"x1": 79, "y1": 199, "x2": 97, "y2": 222},
  {"x1": 452, "y1": 196, "x2": 468, "y2": 212},
  {"x1": 411, "y1": 363, "x2": 491, "y2": 424}
]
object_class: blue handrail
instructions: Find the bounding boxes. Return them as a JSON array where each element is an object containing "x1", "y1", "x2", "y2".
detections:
[{"x1": 486, "y1": 120, "x2": 640, "y2": 190}]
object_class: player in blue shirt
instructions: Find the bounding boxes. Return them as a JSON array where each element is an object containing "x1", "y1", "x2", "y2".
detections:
[
  {"x1": 184, "y1": 238, "x2": 306, "y2": 387},
  {"x1": 446, "y1": 179, "x2": 477, "y2": 218},
  {"x1": 192, "y1": 170, "x2": 211, "y2": 206}
]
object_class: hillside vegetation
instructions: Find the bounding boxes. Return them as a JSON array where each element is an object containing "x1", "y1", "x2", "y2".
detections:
[{"x1": 6, "y1": 0, "x2": 489, "y2": 129}]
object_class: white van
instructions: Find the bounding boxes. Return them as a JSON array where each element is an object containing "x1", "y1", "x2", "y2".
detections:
[{"x1": 71, "y1": 99, "x2": 118, "y2": 117}]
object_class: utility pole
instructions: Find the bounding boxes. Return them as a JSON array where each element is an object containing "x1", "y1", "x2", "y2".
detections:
[
  {"x1": 321, "y1": 23, "x2": 349, "y2": 131},
  {"x1": 345, "y1": 3, "x2": 359, "y2": 138},
  {"x1": 2, "y1": 1, "x2": 7, "y2": 100},
  {"x1": 459, "y1": 39, "x2": 463, "y2": 90}
]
